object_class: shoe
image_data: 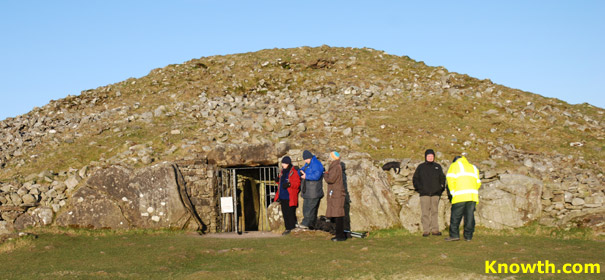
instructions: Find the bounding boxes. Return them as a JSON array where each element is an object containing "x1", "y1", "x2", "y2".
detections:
[
  {"x1": 422, "y1": 232, "x2": 430, "y2": 237},
  {"x1": 464, "y1": 238, "x2": 472, "y2": 242},
  {"x1": 444, "y1": 237, "x2": 460, "y2": 241},
  {"x1": 282, "y1": 230, "x2": 291, "y2": 235},
  {"x1": 331, "y1": 237, "x2": 347, "y2": 242},
  {"x1": 298, "y1": 225, "x2": 309, "y2": 229},
  {"x1": 431, "y1": 232, "x2": 442, "y2": 236}
]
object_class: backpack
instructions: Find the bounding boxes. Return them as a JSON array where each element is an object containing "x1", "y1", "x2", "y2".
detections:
[{"x1": 312, "y1": 215, "x2": 335, "y2": 234}]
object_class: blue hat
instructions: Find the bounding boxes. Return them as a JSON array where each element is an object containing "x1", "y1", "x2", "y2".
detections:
[
  {"x1": 330, "y1": 151, "x2": 340, "y2": 160},
  {"x1": 303, "y1": 150, "x2": 313, "y2": 160}
]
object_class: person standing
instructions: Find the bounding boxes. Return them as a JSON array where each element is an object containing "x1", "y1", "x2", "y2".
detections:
[
  {"x1": 413, "y1": 149, "x2": 446, "y2": 237},
  {"x1": 324, "y1": 151, "x2": 346, "y2": 241},
  {"x1": 444, "y1": 155, "x2": 481, "y2": 241},
  {"x1": 274, "y1": 156, "x2": 301, "y2": 235},
  {"x1": 299, "y1": 150, "x2": 324, "y2": 229}
]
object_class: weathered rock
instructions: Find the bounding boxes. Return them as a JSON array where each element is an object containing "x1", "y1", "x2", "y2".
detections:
[
  {"x1": 1, "y1": 210, "x2": 21, "y2": 223},
  {"x1": 154, "y1": 105, "x2": 166, "y2": 117},
  {"x1": 343, "y1": 127, "x2": 352, "y2": 136},
  {"x1": 21, "y1": 194, "x2": 36, "y2": 205},
  {"x1": 477, "y1": 174, "x2": 543, "y2": 229},
  {"x1": 542, "y1": 188, "x2": 554, "y2": 200},
  {"x1": 571, "y1": 212, "x2": 605, "y2": 235},
  {"x1": 55, "y1": 186, "x2": 130, "y2": 229},
  {"x1": 13, "y1": 213, "x2": 37, "y2": 230},
  {"x1": 10, "y1": 193, "x2": 22, "y2": 205},
  {"x1": 56, "y1": 163, "x2": 197, "y2": 230},
  {"x1": 54, "y1": 182, "x2": 68, "y2": 193},
  {"x1": 274, "y1": 129, "x2": 291, "y2": 138},
  {"x1": 208, "y1": 143, "x2": 284, "y2": 167},
  {"x1": 0, "y1": 220, "x2": 13, "y2": 234},
  {"x1": 65, "y1": 176, "x2": 79, "y2": 190},
  {"x1": 78, "y1": 166, "x2": 88, "y2": 178},
  {"x1": 329, "y1": 156, "x2": 401, "y2": 230},
  {"x1": 33, "y1": 206, "x2": 54, "y2": 226},
  {"x1": 571, "y1": 198, "x2": 585, "y2": 206},
  {"x1": 267, "y1": 201, "x2": 284, "y2": 233},
  {"x1": 0, "y1": 184, "x2": 12, "y2": 192}
]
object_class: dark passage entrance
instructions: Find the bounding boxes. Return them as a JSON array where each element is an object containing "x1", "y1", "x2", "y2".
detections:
[{"x1": 216, "y1": 166, "x2": 279, "y2": 233}]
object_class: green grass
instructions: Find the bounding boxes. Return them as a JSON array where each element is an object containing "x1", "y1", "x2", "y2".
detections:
[
  {"x1": 1, "y1": 228, "x2": 602, "y2": 279},
  {"x1": 2, "y1": 45, "x2": 603, "y2": 181}
]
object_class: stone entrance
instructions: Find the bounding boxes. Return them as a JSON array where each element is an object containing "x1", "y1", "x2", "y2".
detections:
[{"x1": 216, "y1": 166, "x2": 279, "y2": 233}]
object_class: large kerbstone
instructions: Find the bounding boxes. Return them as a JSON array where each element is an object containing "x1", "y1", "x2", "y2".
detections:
[
  {"x1": 313, "y1": 156, "x2": 401, "y2": 231},
  {"x1": 477, "y1": 174, "x2": 543, "y2": 229},
  {"x1": 55, "y1": 186, "x2": 130, "y2": 229},
  {"x1": 288, "y1": 155, "x2": 401, "y2": 231},
  {"x1": 56, "y1": 163, "x2": 198, "y2": 230}
]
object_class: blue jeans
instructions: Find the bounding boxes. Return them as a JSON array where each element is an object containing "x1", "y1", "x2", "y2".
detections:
[
  {"x1": 301, "y1": 197, "x2": 321, "y2": 227},
  {"x1": 449, "y1": 201, "x2": 476, "y2": 240}
]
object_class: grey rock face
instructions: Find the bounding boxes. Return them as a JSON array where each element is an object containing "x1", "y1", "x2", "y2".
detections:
[
  {"x1": 477, "y1": 174, "x2": 543, "y2": 229},
  {"x1": 0, "y1": 221, "x2": 13, "y2": 234},
  {"x1": 266, "y1": 201, "x2": 284, "y2": 232},
  {"x1": 21, "y1": 194, "x2": 36, "y2": 205},
  {"x1": 65, "y1": 176, "x2": 80, "y2": 190},
  {"x1": 56, "y1": 163, "x2": 194, "y2": 230},
  {"x1": 207, "y1": 143, "x2": 284, "y2": 167},
  {"x1": 335, "y1": 157, "x2": 401, "y2": 230},
  {"x1": 55, "y1": 186, "x2": 130, "y2": 229}
]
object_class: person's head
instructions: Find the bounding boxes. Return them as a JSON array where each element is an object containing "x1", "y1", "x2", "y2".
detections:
[
  {"x1": 303, "y1": 150, "x2": 313, "y2": 164},
  {"x1": 330, "y1": 151, "x2": 340, "y2": 161},
  {"x1": 452, "y1": 156, "x2": 461, "y2": 163},
  {"x1": 281, "y1": 156, "x2": 292, "y2": 169},
  {"x1": 425, "y1": 149, "x2": 435, "y2": 162}
]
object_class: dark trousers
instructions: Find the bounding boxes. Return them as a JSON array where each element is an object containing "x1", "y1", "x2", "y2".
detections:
[
  {"x1": 449, "y1": 201, "x2": 476, "y2": 240},
  {"x1": 344, "y1": 199, "x2": 351, "y2": 231},
  {"x1": 301, "y1": 197, "x2": 321, "y2": 227},
  {"x1": 332, "y1": 216, "x2": 346, "y2": 239},
  {"x1": 280, "y1": 199, "x2": 297, "y2": 230}
]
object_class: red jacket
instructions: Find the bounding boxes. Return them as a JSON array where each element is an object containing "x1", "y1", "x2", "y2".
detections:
[{"x1": 274, "y1": 167, "x2": 301, "y2": 207}]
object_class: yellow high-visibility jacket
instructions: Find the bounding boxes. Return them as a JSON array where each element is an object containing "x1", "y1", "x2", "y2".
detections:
[{"x1": 446, "y1": 156, "x2": 481, "y2": 204}]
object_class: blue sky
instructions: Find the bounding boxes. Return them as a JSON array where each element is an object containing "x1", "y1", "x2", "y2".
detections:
[{"x1": 1, "y1": 1, "x2": 603, "y2": 120}]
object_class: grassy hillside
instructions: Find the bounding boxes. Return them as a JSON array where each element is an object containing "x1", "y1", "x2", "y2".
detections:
[{"x1": 1, "y1": 46, "x2": 603, "y2": 182}]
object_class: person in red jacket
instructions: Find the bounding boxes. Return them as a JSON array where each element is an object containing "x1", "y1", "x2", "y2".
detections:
[{"x1": 274, "y1": 156, "x2": 301, "y2": 235}]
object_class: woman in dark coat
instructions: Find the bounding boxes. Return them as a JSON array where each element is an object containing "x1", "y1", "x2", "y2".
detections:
[
  {"x1": 324, "y1": 151, "x2": 346, "y2": 241},
  {"x1": 274, "y1": 156, "x2": 301, "y2": 235}
]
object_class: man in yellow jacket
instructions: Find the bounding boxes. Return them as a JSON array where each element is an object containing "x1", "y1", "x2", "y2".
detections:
[{"x1": 444, "y1": 155, "x2": 481, "y2": 241}]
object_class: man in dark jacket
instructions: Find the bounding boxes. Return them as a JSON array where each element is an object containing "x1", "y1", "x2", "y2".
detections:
[
  {"x1": 413, "y1": 149, "x2": 446, "y2": 237},
  {"x1": 299, "y1": 150, "x2": 324, "y2": 229}
]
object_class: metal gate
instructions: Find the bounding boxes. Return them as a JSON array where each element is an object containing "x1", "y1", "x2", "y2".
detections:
[{"x1": 216, "y1": 166, "x2": 279, "y2": 233}]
